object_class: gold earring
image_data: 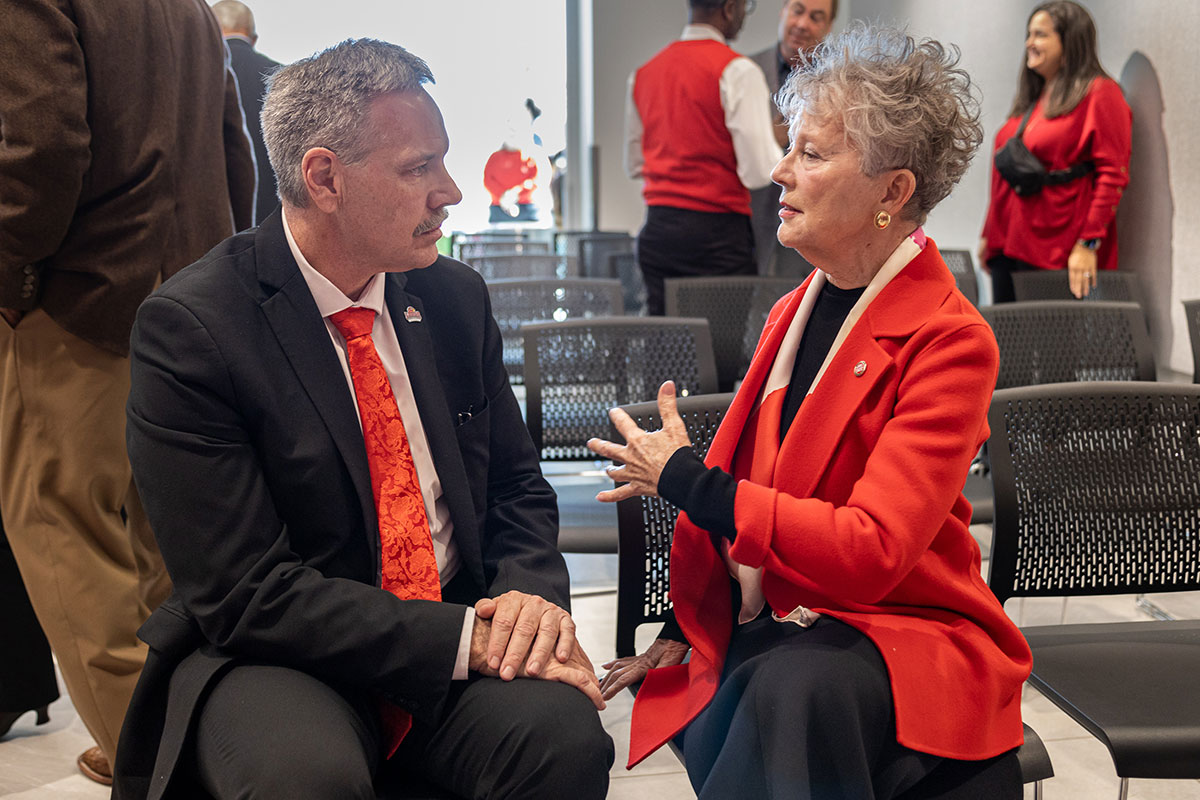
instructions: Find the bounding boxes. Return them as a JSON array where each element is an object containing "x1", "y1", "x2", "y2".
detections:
[{"x1": 874, "y1": 210, "x2": 891, "y2": 230}]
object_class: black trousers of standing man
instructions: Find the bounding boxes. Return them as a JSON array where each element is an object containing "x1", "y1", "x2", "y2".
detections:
[{"x1": 636, "y1": 206, "x2": 757, "y2": 316}]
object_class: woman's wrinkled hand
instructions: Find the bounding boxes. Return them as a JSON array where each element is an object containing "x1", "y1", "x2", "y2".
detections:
[
  {"x1": 586, "y1": 381, "x2": 692, "y2": 503},
  {"x1": 599, "y1": 638, "x2": 690, "y2": 701}
]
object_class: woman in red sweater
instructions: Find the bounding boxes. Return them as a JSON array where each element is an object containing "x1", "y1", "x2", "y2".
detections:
[{"x1": 980, "y1": 0, "x2": 1131, "y2": 302}]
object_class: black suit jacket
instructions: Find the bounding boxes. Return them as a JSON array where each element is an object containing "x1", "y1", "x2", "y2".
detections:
[
  {"x1": 225, "y1": 36, "x2": 280, "y2": 225},
  {"x1": 113, "y1": 211, "x2": 567, "y2": 800}
]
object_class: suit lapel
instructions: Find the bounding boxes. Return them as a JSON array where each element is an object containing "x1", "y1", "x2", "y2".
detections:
[
  {"x1": 254, "y1": 214, "x2": 379, "y2": 557},
  {"x1": 776, "y1": 239, "x2": 956, "y2": 497},
  {"x1": 384, "y1": 275, "x2": 486, "y2": 589}
]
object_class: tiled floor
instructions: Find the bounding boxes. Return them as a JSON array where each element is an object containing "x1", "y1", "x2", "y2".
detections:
[{"x1": 4, "y1": 548, "x2": 1199, "y2": 798}]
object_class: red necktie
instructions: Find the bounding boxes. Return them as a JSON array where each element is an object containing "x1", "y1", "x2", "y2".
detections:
[{"x1": 329, "y1": 307, "x2": 441, "y2": 756}]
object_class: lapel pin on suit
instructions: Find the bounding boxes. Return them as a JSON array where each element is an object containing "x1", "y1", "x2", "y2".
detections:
[
  {"x1": 404, "y1": 305, "x2": 422, "y2": 323},
  {"x1": 854, "y1": 360, "x2": 868, "y2": 377}
]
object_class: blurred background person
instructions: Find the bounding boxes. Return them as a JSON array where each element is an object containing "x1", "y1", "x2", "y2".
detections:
[
  {"x1": 0, "y1": 0, "x2": 254, "y2": 783},
  {"x1": 626, "y1": 0, "x2": 781, "y2": 315},
  {"x1": 979, "y1": 0, "x2": 1131, "y2": 302},
  {"x1": 592, "y1": 24, "x2": 1030, "y2": 799},
  {"x1": 749, "y1": 0, "x2": 835, "y2": 278},
  {"x1": 213, "y1": 0, "x2": 281, "y2": 225}
]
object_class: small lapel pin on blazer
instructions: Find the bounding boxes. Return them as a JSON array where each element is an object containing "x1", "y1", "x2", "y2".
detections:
[
  {"x1": 404, "y1": 306, "x2": 422, "y2": 323},
  {"x1": 853, "y1": 360, "x2": 868, "y2": 377}
]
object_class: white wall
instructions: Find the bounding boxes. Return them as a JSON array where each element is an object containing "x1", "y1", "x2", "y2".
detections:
[{"x1": 592, "y1": 0, "x2": 1200, "y2": 373}]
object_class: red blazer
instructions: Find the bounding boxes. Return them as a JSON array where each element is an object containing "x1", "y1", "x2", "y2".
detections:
[
  {"x1": 629, "y1": 241, "x2": 1032, "y2": 767},
  {"x1": 981, "y1": 77, "x2": 1131, "y2": 272}
]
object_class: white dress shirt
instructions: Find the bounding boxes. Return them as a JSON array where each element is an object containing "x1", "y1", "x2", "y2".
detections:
[
  {"x1": 624, "y1": 24, "x2": 783, "y2": 189},
  {"x1": 283, "y1": 209, "x2": 473, "y2": 679}
]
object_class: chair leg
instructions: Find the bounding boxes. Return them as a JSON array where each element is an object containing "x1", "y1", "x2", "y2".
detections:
[
  {"x1": 1032, "y1": 779, "x2": 1043, "y2": 800},
  {"x1": 1117, "y1": 777, "x2": 1129, "y2": 800}
]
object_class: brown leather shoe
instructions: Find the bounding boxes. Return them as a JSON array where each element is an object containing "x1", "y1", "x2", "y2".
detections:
[{"x1": 76, "y1": 746, "x2": 113, "y2": 786}]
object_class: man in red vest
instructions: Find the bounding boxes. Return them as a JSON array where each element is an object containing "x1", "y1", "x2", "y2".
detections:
[{"x1": 626, "y1": 0, "x2": 782, "y2": 314}]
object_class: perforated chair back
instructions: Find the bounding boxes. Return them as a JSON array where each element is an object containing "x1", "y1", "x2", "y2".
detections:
[
  {"x1": 987, "y1": 382, "x2": 1200, "y2": 604},
  {"x1": 523, "y1": 317, "x2": 718, "y2": 460},
  {"x1": 608, "y1": 251, "x2": 646, "y2": 315},
  {"x1": 580, "y1": 233, "x2": 634, "y2": 279},
  {"x1": 464, "y1": 253, "x2": 577, "y2": 281},
  {"x1": 556, "y1": 231, "x2": 634, "y2": 276},
  {"x1": 458, "y1": 240, "x2": 552, "y2": 262},
  {"x1": 453, "y1": 229, "x2": 549, "y2": 250},
  {"x1": 611, "y1": 392, "x2": 734, "y2": 657},
  {"x1": 1012, "y1": 270, "x2": 1143, "y2": 306},
  {"x1": 940, "y1": 249, "x2": 980, "y2": 306},
  {"x1": 980, "y1": 301, "x2": 1154, "y2": 390},
  {"x1": 486, "y1": 278, "x2": 623, "y2": 384},
  {"x1": 664, "y1": 276, "x2": 798, "y2": 391},
  {"x1": 1184, "y1": 299, "x2": 1200, "y2": 384}
]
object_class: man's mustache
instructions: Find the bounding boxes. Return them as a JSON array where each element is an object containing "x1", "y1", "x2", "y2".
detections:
[{"x1": 415, "y1": 208, "x2": 450, "y2": 235}]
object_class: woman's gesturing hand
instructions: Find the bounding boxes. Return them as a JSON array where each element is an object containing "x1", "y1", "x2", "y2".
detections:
[
  {"x1": 586, "y1": 381, "x2": 693, "y2": 503},
  {"x1": 599, "y1": 638, "x2": 690, "y2": 700}
]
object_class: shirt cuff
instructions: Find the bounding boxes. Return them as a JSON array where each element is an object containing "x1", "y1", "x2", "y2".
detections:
[
  {"x1": 658, "y1": 447, "x2": 738, "y2": 541},
  {"x1": 452, "y1": 606, "x2": 475, "y2": 680}
]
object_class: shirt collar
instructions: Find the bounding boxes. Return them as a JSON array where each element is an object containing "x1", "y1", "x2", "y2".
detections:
[
  {"x1": 681, "y1": 24, "x2": 727, "y2": 44},
  {"x1": 281, "y1": 207, "x2": 387, "y2": 318}
]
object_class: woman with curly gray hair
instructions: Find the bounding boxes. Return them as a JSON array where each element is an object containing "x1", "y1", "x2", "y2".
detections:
[{"x1": 589, "y1": 24, "x2": 1030, "y2": 799}]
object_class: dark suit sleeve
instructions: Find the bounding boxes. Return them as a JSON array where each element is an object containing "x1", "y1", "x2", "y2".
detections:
[
  {"x1": 127, "y1": 294, "x2": 465, "y2": 722},
  {"x1": 0, "y1": 0, "x2": 90, "y2": 307},
  {"x1": 220, "y1": 46, "x2": 256, "y2": 231},
  {"x1": 472, "y1": 283, "x2": 571, "y2": 611}
]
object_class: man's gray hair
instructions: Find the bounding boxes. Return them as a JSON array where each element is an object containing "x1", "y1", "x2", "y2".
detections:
[
  {"x1": 778, "y1": 23, "x2": 982, "y2": 223},
  {"x1": 262, "y1": 39, "x2": 434, "y2": 208}
]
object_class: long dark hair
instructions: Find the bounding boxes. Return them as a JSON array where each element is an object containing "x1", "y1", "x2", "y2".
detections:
[{"x1": 1008, "y1": 0, "x2": 1110, "y2": 119}]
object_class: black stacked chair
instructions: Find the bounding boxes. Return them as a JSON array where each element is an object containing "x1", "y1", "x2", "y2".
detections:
[
  {"x1": 663, "y1": 276, "x2": 798, "y2": 391},
  {"x1": 610, "y1": 392, "x2": 734, "y2": 658},
  {"x1": 1183, "y1": 298, "x2": 1200, "y2": 384},
  {"x1": 987, "y1": 381, "x2": 1200, "y2": 799},
  {"x1": 463, "y1": 253, "x2": 577, "y2": 281},
  {"x1": 556, "y1": 230, "x2": 634, "y2": 279},
  {"x1": 969, "y1": 301, "x2": 1155, "y2": 527},
  {"x1": 607, "y1": 251, "x2": 646, "y2": 315},
  {"x1": 940, "y1": 248, "x2": 980, "y2": 306},
  {"x1": 458, "y1": 239, "x2": 552, "y2": 263},
  {"x1": 486, "y1": 278, "x2": 622, "y2": 385},
  {"x1": 1011, "y1": 269, "x2": 1142, "y2": 306},
  {"x1": 981, "y1": 301, "x2": 1155, "y2": 390},
  {"x1": 523, "y1": 317, "x2": 717, "y2": 462}
]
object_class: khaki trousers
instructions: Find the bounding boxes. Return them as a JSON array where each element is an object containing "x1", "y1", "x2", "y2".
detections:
[{"x1": 0, "y1": 309, "x2": 171, "y2": 762}]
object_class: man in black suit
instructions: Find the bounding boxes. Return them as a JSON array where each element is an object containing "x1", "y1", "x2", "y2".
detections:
[
  {"x1": 114, "y1": 39, "x2": 612, "y2": 800},
  {"x1": 212, "y1": 0, "x2": 280, "y2": 224}
]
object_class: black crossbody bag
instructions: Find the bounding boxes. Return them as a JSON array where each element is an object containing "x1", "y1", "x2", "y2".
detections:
[{"x1": 994, "y1": 105, "x2": 1095, "y2": 197}]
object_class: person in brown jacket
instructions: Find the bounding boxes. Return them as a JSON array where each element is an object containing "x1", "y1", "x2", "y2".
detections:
[{"x1": 0, "y1": 0, "x2": 255, "y2": 784}]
